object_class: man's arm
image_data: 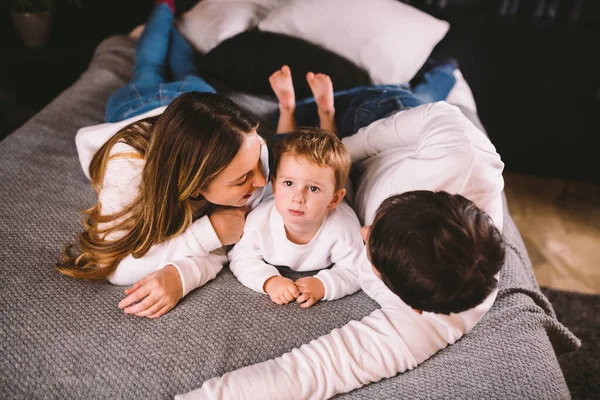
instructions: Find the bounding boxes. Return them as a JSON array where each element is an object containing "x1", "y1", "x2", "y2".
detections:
[
  {"x1": 341, "y1": 102, "x2": 437, "y2": 163},
  {"x1": 342, "y1": 101, "x2": 490, "y2": 163},
  {"x1": 345, "y1": 101, "x2": 505, "y2": 229},
  {"x1": 175, "y1": 288, "x2": 496, "y2": 400}
]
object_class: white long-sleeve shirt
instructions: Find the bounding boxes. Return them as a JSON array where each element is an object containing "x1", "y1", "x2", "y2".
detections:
[
  {"x1": 344, "y1": 101, "x2": 504, "y2": 230},
  {"x1": 176, "y1": 101, "x2": 505, "y2": 399},
  {"x1": 228, "y1": 198, "x2": 363, "y2": 301},
  {"x1": 75, "y1": 107, "x2": 271, "y2": 297}
]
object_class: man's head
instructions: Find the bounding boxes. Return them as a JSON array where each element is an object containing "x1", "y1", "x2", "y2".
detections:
[
  {"x1": 363, "y1": 190, "x2": 505, "y2": 315},
  {"x1": 271, "y1": 128, "x2": 350, "y2": 228}
]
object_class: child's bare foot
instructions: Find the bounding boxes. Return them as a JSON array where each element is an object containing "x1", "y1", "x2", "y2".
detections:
[
  {"x1": 306, "y1": 72, "x2": 334, "y2": 116},
  {"x1": 269, "y1": 65, "x2": 296, "y2": 112}
]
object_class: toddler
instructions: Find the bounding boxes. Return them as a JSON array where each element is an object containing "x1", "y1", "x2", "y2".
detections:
[{"x1": 228, "y1": 128, "x2": 362, "y2": 307}]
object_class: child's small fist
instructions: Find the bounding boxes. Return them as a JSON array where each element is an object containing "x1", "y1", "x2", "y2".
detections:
[
  {"x1": 295, "y1": 277, "x2": 325, "y2": 308},
  {"x1": 264, "y1": 276, "x2": 299, "y2": 305}
]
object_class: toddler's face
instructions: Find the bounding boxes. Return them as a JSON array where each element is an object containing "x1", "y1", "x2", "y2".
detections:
[{"x1": 273, "y1": 154, "x2": 340, "y2": 228}]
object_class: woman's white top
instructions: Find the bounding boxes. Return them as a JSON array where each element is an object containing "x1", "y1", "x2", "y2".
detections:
[{"x1": 75, "y1": 107, "x2": 271, "y2": 297}]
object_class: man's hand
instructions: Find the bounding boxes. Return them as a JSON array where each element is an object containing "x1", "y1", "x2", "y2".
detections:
[
  {"x1": 295, "y1": 276, "x2": 325, "y2": 308},
  {"x1": 263, "y1": 276, "x2": 299, "y2": 305}
]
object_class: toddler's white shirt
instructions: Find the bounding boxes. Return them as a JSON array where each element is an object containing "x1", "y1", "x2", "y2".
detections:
[{"x1": 228, "y1": 198, "x2": 363, "y2": 300}]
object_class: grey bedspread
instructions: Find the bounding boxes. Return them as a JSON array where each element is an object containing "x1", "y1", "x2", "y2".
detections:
[{"x1": 0, "y1": 36, "x2": 580, "y2": 399}]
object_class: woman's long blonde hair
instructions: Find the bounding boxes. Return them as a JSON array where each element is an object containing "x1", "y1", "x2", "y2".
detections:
[{"x1": 57, "y1": 92, "x2": 258, "y2": 280}]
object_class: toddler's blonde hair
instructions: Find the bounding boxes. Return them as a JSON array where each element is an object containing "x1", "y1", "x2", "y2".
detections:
[{"x1": 272, "y1": 127, "x2": 351, "y2": 191}]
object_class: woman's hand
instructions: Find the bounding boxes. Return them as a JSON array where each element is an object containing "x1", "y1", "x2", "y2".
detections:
[
  {"x1": 117, "y1": 265, "x2": 183, "y2": 318},
  {"x1": 209, "y1": 206, "x2": 249, "y2": 246}
]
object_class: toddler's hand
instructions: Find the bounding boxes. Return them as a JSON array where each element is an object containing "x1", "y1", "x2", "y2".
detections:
[
  {"x1": 295, "y1": 277, "x2": 325, "y2": 308},
  {"x1": 263, "y1": 276, "x2": 299, "y2": 305}
]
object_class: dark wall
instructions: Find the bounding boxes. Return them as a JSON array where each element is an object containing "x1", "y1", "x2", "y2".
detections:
[
  {"x1": 2, "y1": 0, "x2": 599, "y2": 184},
  {"x1": 0, "y1": 0, "x2": 156, "y2": 137},
  {"x1": 410, "y1": 1, "x2": 600, "y2": 184}
]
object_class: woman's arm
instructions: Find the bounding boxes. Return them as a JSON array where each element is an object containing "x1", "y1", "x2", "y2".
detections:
[
  {"x1": 107, "y1": 214, "x2": 222, "y2": 286},
  {"x1": 102, "y1": 149, "x2": 255, "y2": 292},
  {"x1": 100, "y1": 152, "x2": 241, "y2": 317},
  {"x1": 101, "y1": 149, "x2": 224, "y2": 274},
  {"x1": 115, "y1": 251, "x2": 228, "y2": 318},
  {"x1": 171, "y1": 251, "x2": 228, "y2": 296},
  {"x1": 109, "y1": 246, "x2": 228, "y2": 295}
]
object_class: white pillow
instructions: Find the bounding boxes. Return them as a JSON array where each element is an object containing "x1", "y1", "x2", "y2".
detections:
[
  {"x1": 179, "y1": 0, "x2": 285, "y2": 54},
  {"x1": 258, "y1": 0, "x2": 450, "y2": 84}
]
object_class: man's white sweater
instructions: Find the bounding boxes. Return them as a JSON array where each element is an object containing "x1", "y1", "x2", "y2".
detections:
[
  {"x1": 177, "y1": 101, "x2": 506, "y2": 399},
  {"x1": 229, "y1": 198, "x2": 363, "y2": 300}
]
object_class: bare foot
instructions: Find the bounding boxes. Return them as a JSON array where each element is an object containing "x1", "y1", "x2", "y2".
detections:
[
  {"x1": 269, "y1": 65, "x2": 295, "y2": 112},
  {"x1": 306, "y1": 72, "x2": 334, "y2": 116}
]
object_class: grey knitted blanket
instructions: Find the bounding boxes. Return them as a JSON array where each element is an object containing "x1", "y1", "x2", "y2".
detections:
[{"x1": 0, "y1": 36, "x2": 580, "y2": 399}]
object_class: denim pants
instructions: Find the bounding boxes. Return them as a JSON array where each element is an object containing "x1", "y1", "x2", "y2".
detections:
[
  {"x1": 105, "y1": 4, "x2": 215, "y2": 122},
  {"x1": 293, "y1": 86, "x2": 426, "y2": 138}
]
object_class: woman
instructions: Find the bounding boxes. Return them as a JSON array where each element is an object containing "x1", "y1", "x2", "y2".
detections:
[{"x1": 58, "y1": 3, "x2": 270, "y2": 318}]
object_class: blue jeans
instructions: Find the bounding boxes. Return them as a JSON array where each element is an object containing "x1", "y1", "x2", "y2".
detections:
[
  {"x1": 105, "y1": 4, "x2": 215, "y2": 122},
  {"x1": 276, "y1": 86, "x2": 424, "y2": 138},
  {"x1": 412, "y1": 63, "x2": 457, "y2": 104}
]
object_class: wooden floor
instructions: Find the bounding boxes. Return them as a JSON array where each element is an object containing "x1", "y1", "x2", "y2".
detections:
[{"x1": 504, "y1": 173, "x2": 600, "y2": 295}]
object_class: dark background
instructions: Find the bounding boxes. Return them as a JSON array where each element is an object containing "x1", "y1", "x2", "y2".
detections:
[{"x1": 1, "y1": 0, "x2": 599, "y2": 184}]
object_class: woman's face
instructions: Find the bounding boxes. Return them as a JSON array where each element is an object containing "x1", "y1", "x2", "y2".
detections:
[{"x1": 199, "y1": 131, "x2": 267, "y2": 207}]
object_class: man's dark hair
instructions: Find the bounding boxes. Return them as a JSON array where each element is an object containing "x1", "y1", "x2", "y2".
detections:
[{"x1": 368, "y1": 191, "x2": 505, "y2": 314}]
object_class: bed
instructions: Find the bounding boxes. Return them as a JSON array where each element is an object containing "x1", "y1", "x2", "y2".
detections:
[{"x1": 0, "y1": 31, "x2": 580, "y2": 399}]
